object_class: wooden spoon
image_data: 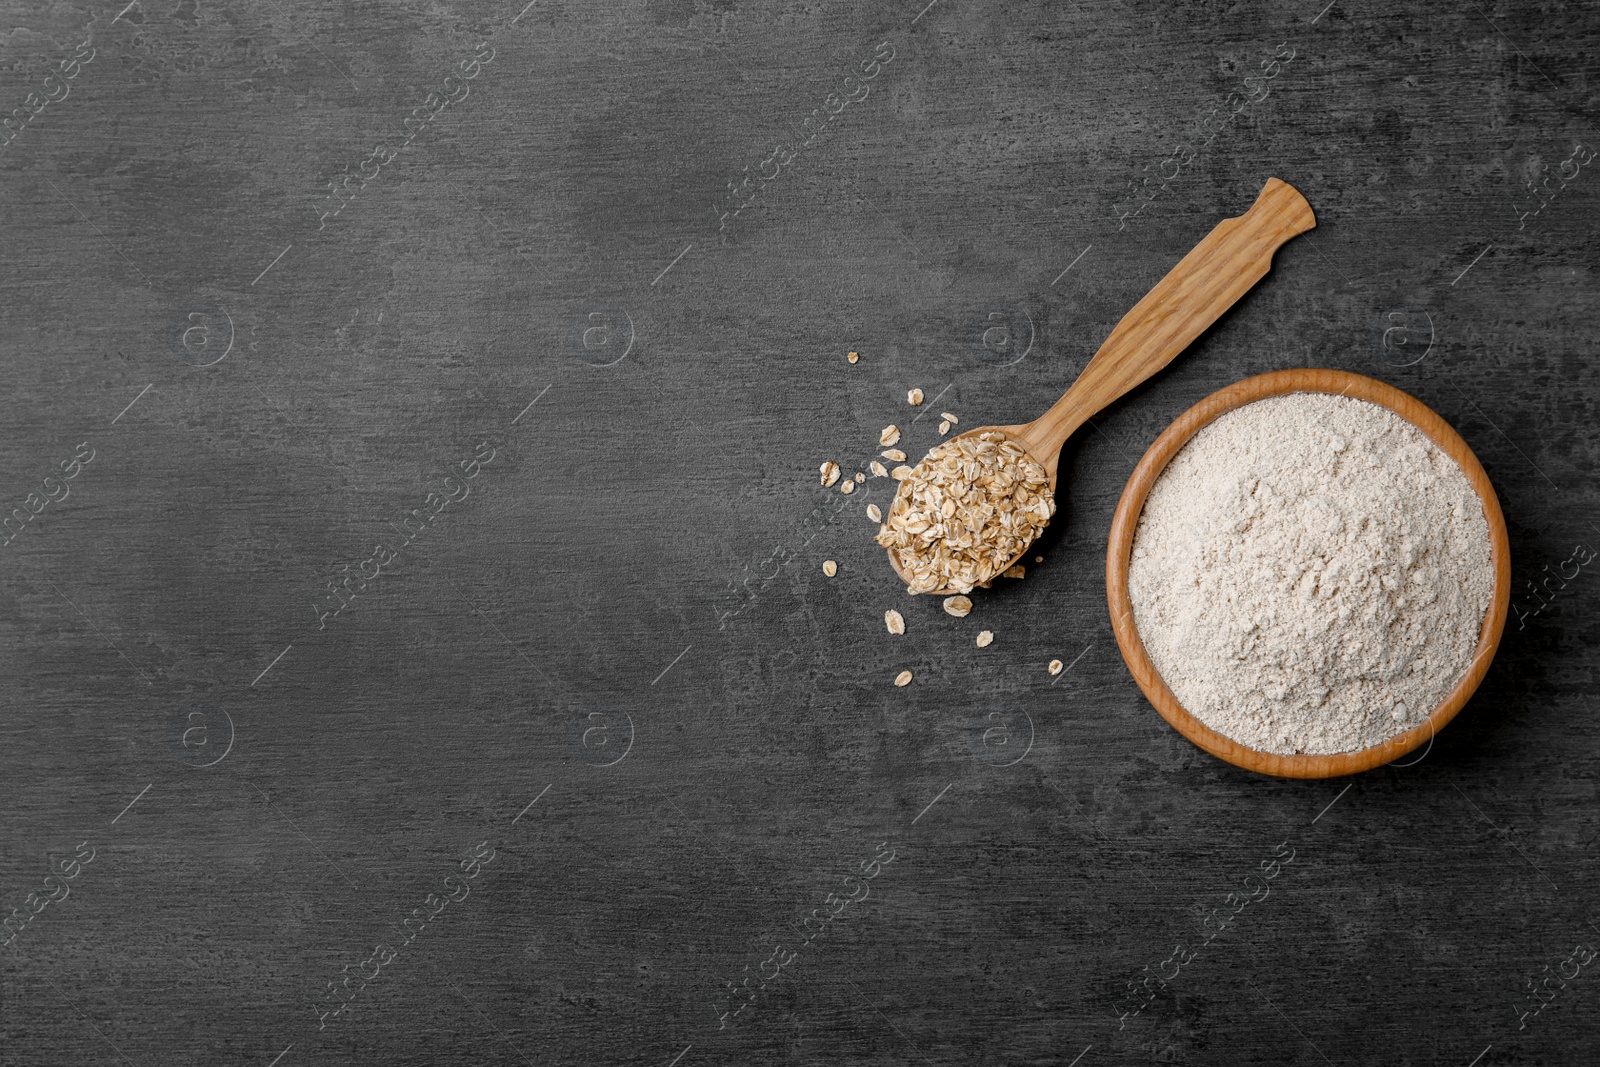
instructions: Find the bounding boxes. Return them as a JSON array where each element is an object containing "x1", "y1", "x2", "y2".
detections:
[{"x1": 887, "y1": 177, "x2": 1317, "y2": 594}]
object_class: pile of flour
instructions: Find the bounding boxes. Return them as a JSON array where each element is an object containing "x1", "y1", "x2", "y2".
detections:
[{"x1": 1128, "y1": 393, "x2": 1493, "y2": 755}]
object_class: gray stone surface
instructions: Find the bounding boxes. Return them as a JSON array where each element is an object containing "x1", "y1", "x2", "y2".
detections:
[{"x1": 2, "y1": 0, "x2": 1597, "y2": 1064}]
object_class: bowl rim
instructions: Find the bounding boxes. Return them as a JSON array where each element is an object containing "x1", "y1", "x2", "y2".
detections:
[{"x1": 1104, "y1": 368, "x2": 1511, "y2": 779}]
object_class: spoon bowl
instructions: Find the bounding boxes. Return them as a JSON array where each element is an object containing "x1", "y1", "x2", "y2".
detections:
[
  {"x1": 884, "y1": 421, "x2": 1048, "y2": 592},
  {"x1": 884, "y1": 177, "x2": 1317, "y2": 595}
]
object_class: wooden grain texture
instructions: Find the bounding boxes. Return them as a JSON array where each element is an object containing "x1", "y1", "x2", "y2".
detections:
[
  {"x1": 1023, "y1": 178, "x2": 1316, "y2": 480},
  {"x1": 1105, "y1": 368, "x2": 1512, "y2": 778},
  {"x1": 0, "y1": 1, "x2": 1597, "y2": 1065}
]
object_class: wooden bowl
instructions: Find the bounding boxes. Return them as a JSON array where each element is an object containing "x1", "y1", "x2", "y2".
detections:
[{"x1": 1105, "y1": 369, "x2": 1511, "y2": 779}]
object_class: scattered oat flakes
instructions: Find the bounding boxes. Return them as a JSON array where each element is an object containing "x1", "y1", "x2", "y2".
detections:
[
  {"x1": 820, "y1": 461, "x2": 841, "y2": 487},
  {"x1": 1003, "y1": 564, "x2": 1025, "y2": 579},
  {"x1": 870, "y1": 460, "x2": 888, "y2": 478},
  {"x1": 885, "y1": 609, "x2": 906, "y2": 635},
  {"x1": 891, "y1": 465, "x2": 913, "y2": 481},
  {"x1": 822, "y1": 559, "x2": 838, "y2": 577},
  {"x1": 976, "y1": 630, "x2": 994, "y2": 648},
  {"x1": 876, "y1": 431, "x2": 1057, "y2": 595},
  {"x1": 1034, "y1": 555, "x2": 1043, "y2": 563},
  {"x1": 894, "y1": 669, "x2": 913, "y2": 687},
  {"x1": 879, "y1": 425, "x2": 901, "y2": 447},
  {"x1": 938, "y1": 420, "x2": 951, "y2": 435},
  {"x1": 943, "y1": 595, "x2": 973, "y2": 617},
  {"x1": 848, "y1": 350, "x2": 860, "y2": 364},
  {"x1": 908, "y1": 388, "x2": 924, "y2": 406},
  {"x1": 1048, "y1": 659, "x2": 1064, "y2": 675},
  {"x1": 840, "y1": 479, "x2": 856, "y2": 495},
  {"x1": 867, "y1": 503, "x2": 883, "y2": 523},
  {"x1": 855, "y1": 471, "x2": 865, "y2": 483},
  {"x1": 881, "y1": 448, "x2": 907, "y2": 462},
  {"x1": 941, "y1": 412, "x2": 958, "y2": 424}
]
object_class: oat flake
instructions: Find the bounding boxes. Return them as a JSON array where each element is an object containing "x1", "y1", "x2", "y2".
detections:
[{"x1": 943, "y1": 595, "x2": 972, "y2": 617}]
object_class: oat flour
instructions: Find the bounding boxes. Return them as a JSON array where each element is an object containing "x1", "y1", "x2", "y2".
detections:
[{"x1": 1128, "y1": 393, "x2": 1493, "y2": 755}]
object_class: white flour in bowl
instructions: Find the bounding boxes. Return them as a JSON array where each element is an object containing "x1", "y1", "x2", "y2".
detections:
[{"x1": 1127, "y1": 392, "x2": 1494, "y2": 755}]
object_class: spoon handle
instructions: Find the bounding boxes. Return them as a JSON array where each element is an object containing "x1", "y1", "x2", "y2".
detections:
[{"x1": 1026, "y1": 178, "x2": 1315, "y2": 457}]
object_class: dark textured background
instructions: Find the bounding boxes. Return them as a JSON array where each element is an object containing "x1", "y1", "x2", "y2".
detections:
[{"x1": 2, "y1": 0, "x2": 1597, "y2": 1064}]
